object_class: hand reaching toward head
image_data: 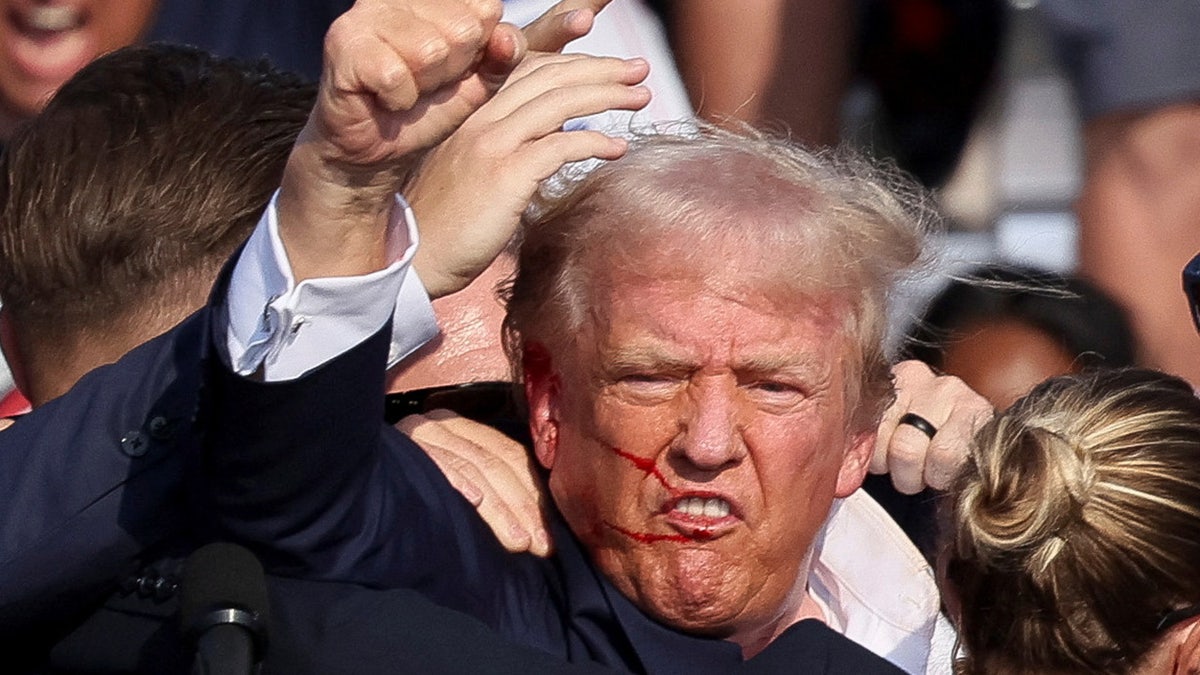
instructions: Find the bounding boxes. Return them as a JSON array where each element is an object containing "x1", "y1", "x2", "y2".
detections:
[
  {"x1": 403, "y1": 0, "x2": 649, "y2": 297},
  {"x1": 406, "y1": 50, "x2": 649, "y2": 294},
  {"x1": 873, "y1": 360, "x2": 994, "y2": 493}
]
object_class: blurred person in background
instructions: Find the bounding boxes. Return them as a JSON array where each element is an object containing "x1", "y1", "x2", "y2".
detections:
[
  {"x1": 0, "y1": 0, "x2": 350, "y2": 140},
  {"x1": 903, "y1": 265, "x2": 1137, "y2": 410},
  {"x1": 0, "y1": 0, "x2": 350, "y2": 415},
  {"x1": 1038, "y1": 0, "x2": 1200, "y2": 387},
  {"x1": 939, "y1": 251, "x2": 1200, "y2": 673}
]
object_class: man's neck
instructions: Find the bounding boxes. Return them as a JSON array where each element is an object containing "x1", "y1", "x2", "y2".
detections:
[{"x1": 736, "y1": 588, "x2": 827, "y2": 658}]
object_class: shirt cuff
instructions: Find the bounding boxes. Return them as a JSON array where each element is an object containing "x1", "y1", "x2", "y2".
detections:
[{"x1": 225, "y1": 191, "x2": 438, "y2": 381}]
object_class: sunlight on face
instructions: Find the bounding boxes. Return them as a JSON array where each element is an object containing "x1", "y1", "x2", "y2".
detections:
[{"x1": 528, "y1": 246, "x2": 873, "y2": 648}]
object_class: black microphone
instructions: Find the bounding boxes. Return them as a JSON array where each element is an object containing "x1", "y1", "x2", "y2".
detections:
[{"x1": 181, "y1": 542, "x2": 270, "y2": 675}]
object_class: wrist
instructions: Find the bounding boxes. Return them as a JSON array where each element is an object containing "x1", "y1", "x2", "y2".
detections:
[{"x1": 277, "y1": 139, "x2": 399, "y2": 282}]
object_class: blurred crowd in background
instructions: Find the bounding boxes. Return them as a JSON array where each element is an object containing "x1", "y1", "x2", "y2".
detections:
[{"x1": 2, "y1": 0, "x2": 1197, "y2": 412}]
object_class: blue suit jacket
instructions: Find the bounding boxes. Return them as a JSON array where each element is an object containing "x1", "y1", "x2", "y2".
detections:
[
  {"x1": 2, "y1": 316, "x2": 895, "y2": 674},
  {"x1": 0, "y1": 272, "x2": 620, "y2": 673},
  {"x1": 0, "y1": 310, "x2": 208, "y2": 651}
]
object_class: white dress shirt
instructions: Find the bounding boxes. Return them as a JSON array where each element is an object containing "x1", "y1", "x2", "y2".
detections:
[
  {"x1": 811, "y1": 490, "x2": 956, "y2": 674},
  {"x1": 225, "y1": 192, "x2": 437, "y2": 381}
]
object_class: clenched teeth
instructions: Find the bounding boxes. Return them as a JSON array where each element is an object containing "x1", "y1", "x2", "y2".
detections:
[{"x1": 673, "y1": 497, "x2": 730, "y2": 518}]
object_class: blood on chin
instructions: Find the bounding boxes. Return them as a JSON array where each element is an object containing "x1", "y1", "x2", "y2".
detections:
[{"x1": 605, "y1": 522, "x2": 718, "y2": 544}]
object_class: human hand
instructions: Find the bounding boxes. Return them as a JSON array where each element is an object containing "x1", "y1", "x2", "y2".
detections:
[
  {"x1": 871, "y1": 360, "x2": 994, "y2": 494},
  {"x1": 277, "y1": 0, "x2": 526, "y2": 283},
  {"x1": 406, "y1": 51, "x2": 649, "y2": 293},
  {"x1": 521, "y1": 0, "x2": 613, "y2": 52},
  {"x1": 0, "y1": 418, "x2": 12, "y2": 432},
  {"x1": 397, "y1": 409, "x2": 552, "y2": 556}
]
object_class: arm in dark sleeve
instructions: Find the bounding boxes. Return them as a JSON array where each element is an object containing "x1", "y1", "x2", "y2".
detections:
[{"x1": 194, "y1": 317, "x2": 518, "y2": 611}]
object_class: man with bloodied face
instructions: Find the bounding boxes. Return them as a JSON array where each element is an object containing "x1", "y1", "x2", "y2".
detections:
[
  {"x1": 505, "y1": 125, "x2": 935, "y2": 657},
  {"x1": 204, "y1": 122, "x2": 950, "y2": 673}
]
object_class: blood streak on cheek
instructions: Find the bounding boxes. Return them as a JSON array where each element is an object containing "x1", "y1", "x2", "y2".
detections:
[
  {"x1": 603, "y1": 447, "x2": 719, "y2": 543},
  {"x1": 610, "y1": 446, "x2": 676, "y2": 494}
]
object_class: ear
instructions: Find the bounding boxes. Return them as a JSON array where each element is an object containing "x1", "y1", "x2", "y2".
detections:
[
  {"x1": 0, "y1": 309, "x2": 29, "y2": 396},
  {"x1": 1172, "y1": 617, "x2": 1200, "y2": 675},
  {"x1": 523, "y1": 342, "x2": 562, "y2": 470},
  {"x1": 834, "y1": 430, "x2": 875, "y2": 498}
]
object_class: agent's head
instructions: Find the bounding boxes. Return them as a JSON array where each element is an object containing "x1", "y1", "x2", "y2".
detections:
[
  {"x1": 505, "y1": 124, "x2": 934, "y2": 651},
  {"x1": 0, "y1": 43, "x2": 313, "y2": 405},
  {"x1": 945, "y1": 368, "x2": 1200, "y2": 674}
]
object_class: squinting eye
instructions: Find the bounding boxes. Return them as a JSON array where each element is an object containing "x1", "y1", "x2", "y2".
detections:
[
  {"x1": 614, "y1": 373, "x2": 683, "y2": 401},
  {"x1": 752, "y1": 380, "x2": 799, "y2": 394},
  {"x1": 619, "y1": 373, "x2": 681, "y2": 391},
  {"x1": 746, "y1": 380, "x2": 807, "y2": 408},
  {"x1": 623, "y1": 373, "x2": 674, "y2": 385}
]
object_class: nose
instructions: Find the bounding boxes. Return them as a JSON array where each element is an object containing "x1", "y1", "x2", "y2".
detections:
[{"x1": 672, "y1": 378, "x2": 746, "y2": 472}]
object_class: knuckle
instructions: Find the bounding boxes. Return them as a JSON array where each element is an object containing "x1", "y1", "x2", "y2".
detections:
[
  {"x1": 893, "y1": 474, "x2": 925, "y2": 495},
  {"x1": 413, "y1": 35, "x2": 452, "y2": 67},
  {"x1": 539, "y1": 87, "x2": 576, "y2": 110},
  {"x1": 461, "y1": 0, "x2": 503, "y2": 26},
  {"x1": 927, "y1": 441, "x2": 966, "y2": 471},
  {"x1": 933, "y1": 373, "x2": 971, "y2": 395},
  {"x1": 323, "y1": 15, "x2": 356, "y2": 55},
  {"x1": 443, "y1": 453, "x2": 477, "y2": 476},
  {"x1": 492, "y1": 439, "x2": 528, "y2": 463},
  {"x1": 376, "y1": 59, "x2": 415, "y2": 91},
  {"x1": 445, "y1": 13, "x2": 486, "y2": 47},
  {"x1": 473, "y1": 451, "x2": 504, "y2": 472},
  {"x1": 886, "y1": 435, "x2": 926, "y2": 468},
  {"x1": 527, "y1": 57, "x2": 574, "y2": 81}
]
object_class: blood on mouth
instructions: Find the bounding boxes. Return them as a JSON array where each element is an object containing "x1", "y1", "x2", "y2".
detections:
[{"x1": 604, "y1": 447, "x2": 721, "y2": 543}]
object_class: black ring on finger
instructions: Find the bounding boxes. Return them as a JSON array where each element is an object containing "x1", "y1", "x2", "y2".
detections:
[{"x1": 898, "y1": 412, "x2": 938, "y2": 440}]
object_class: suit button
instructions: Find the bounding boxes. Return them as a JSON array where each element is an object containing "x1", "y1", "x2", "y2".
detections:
[
  {"x1": 148, "y1": 415, "x2": 173, "y2": 441},
  {"x1": 121, "y1": 431, "x2": 148, "y2": 457}
]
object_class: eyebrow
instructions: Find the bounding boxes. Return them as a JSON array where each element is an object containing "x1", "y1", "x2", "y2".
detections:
[
  {"x1": 732, "y1": 353, "x2": 832, "y2": 380},
  {"x1": 600, "y1": 345, "x2": 698, "y2": 375},
  {"x1": 599, "y1": 344, "x2": 832, "y2": 379}
]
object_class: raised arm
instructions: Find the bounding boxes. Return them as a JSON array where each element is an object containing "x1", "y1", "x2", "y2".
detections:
[{"x1": 199, "y1": 0, "x2": 649, "y2": 592}]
